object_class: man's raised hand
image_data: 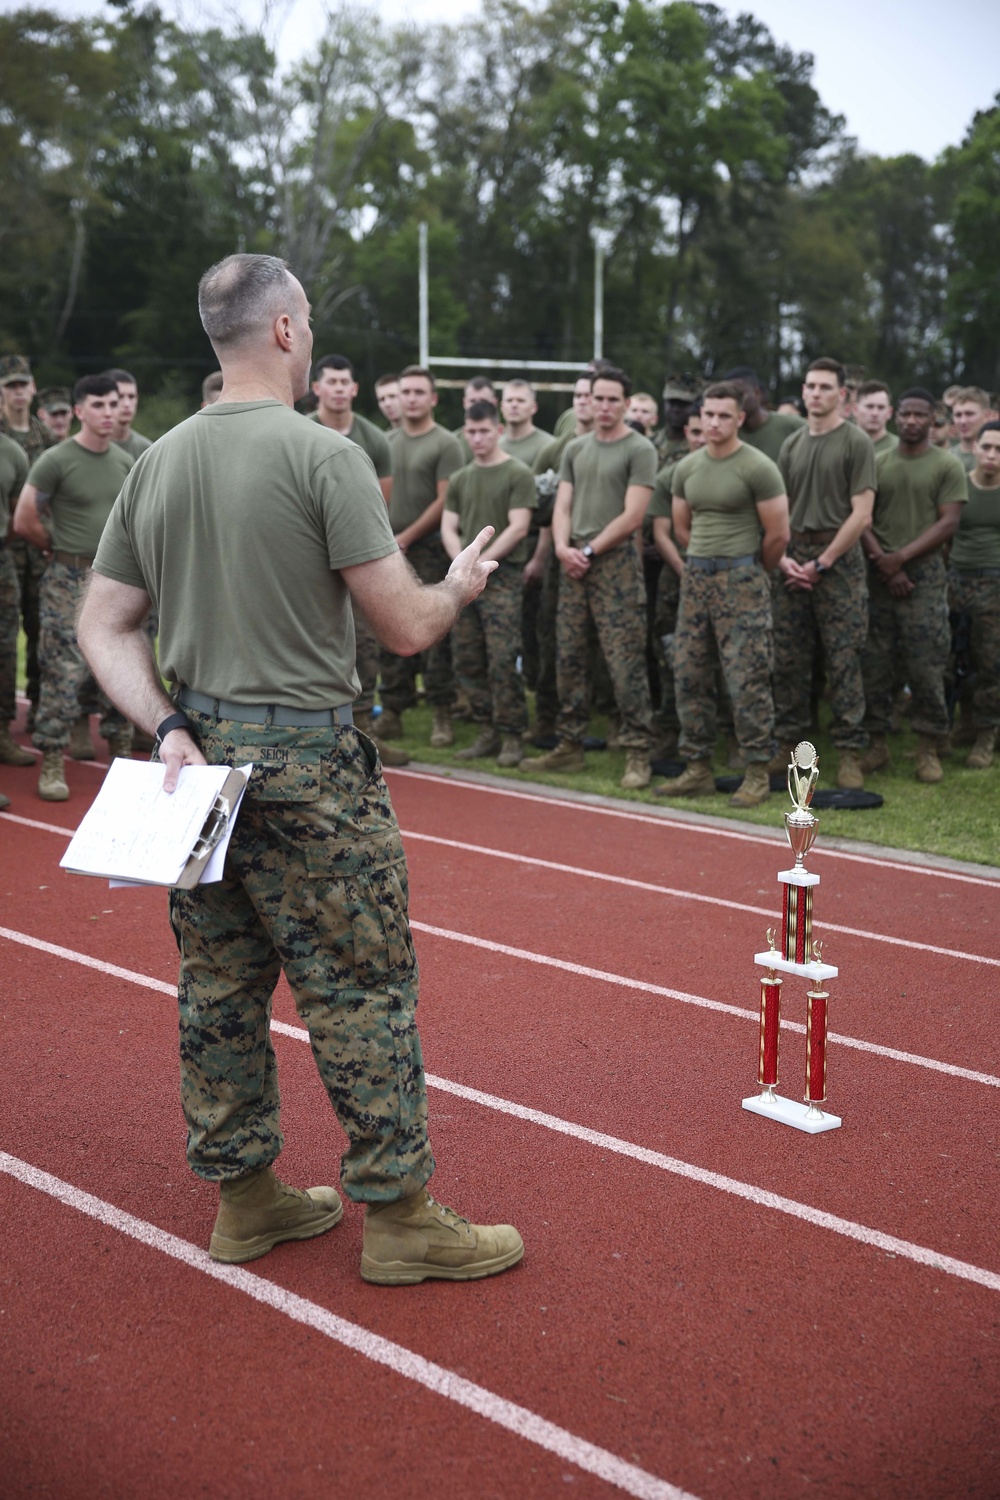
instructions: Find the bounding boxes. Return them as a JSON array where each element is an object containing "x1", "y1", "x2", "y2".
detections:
[{"x1": 446, "y1": 526, "x2": 499, "y2": 606}]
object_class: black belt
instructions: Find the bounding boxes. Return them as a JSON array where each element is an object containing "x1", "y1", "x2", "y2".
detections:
[
  {"x1": 686, "y1": 553, "x2": 758, "y2": 572},
  {"x1": 953, "y1": 566, "x2": 1000, "y2": 579},
  {"x1": 791, "y1": 529, "x2": 839, "y2": 545},
  {"x1": 178, "y1": 687, "x2": 353, "y2": 727}
]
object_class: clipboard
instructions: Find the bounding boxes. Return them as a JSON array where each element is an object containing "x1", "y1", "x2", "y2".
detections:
[{"x1": 60, "y1": 761, "x2": 252, "y2": 888}]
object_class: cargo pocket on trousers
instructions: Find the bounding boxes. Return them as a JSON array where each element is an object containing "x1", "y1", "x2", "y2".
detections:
[{"x1": 352, "y1": 863, "x2": 416, "y2": 988}]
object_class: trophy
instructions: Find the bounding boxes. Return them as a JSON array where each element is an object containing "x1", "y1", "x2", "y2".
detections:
[{"x1": 742, "y1": 742, "x2": 841, "y2": 1134}]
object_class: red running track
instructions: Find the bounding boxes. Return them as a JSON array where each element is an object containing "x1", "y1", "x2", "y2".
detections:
[{"x1": 1, "y1": 730, "x2": 999, "y2": 1500}]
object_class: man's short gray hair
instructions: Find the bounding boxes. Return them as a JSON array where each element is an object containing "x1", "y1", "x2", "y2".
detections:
[{"x1": 198, "y1": 253, "x2": 295, "y2": 350}]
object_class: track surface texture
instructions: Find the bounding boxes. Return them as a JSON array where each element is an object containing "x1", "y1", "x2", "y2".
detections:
[{"x1": 2, "y1": 718, "x2": 998, "y2": 1500}]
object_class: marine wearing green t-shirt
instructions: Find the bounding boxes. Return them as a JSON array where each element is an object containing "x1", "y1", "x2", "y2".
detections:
[
  {"x1": 312, "y1": 410, "x2": 392, "y2": 479},
  {"x1": 27, "y1": 439, "x2": 134, "y2": 556},
  {"x1": 499, "y1": 427, "x2": 552, "y2": 469},
  {"x1": 445, "y1": 457, "x2": 537, "y2": 565},
  {"x1": 559, "y1": 429, "x2": 657, "y2": 545},
  {"x1": 94, "y1": 400, "x2": 396, "y2": 708},
  {"x1": 951, "y1": 478, "x2": 1000, "y2": 570},
  {"x1": 740, "y1": 411, "x2": 805, "y2": 465},
  {"x1": 388, "y1": 423, "x2": 463, "y2": 533},
  {"x1": 671, "y1": 445, "x2": 784, "y2": 558},
  {"x1": 871, "y1": 445, "x2": 967, "y2": 554},
  {"x1": 553, "y1": 407, "x2": 577, "y2": 439},
  {"x1": 0, "y1": 431, "x2": 28, "y2": 534},
  {"x1": 779, "y1": 422, "x2": 877, "y2": 532},
  {"x1": 116, "y1": 430, "x2": 152, "y2": 460},
  {"x1": 452, "y1": 426, "x2": 474, "y2": 464}
]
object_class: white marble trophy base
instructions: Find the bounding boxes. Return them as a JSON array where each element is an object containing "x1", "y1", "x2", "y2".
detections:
[
  {"x1": 754, "y1": 951, "x2": 839, "y2": 981},
  {"x1": 742, "y1": 1090, "x2": 842, "y2": 1133}
]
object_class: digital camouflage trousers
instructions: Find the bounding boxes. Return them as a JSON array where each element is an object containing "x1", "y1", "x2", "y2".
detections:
[
  {"x1": 0, "y1": 548, "x2": 20, "y2": 725},
  {"x1": 33, "y1": 561, "x2": 132, "y2": 751},
  {"x1": 452, "y1": 560, "x2": 527, "y2": 733},
  {"x1": 379, "y1": 534, "x2": 455, "y2": 711},
  {"x1": 862, "y1": 553, "x2": 950, "y2": 738},
  {"x1": 948, "y1": 569, "x2": 1000, "y2": 730},
  {"x1": 556, "y1": 543, "x2": 652, "y2": 749},
  {"x1": 674, "y1": 562, "x2": 774, "y2": 763},
  {"x1": 167, "y1": 710, "x2": 433, "y2": 1200},
  {"x1": 772, "y1": 539, "x2": 868, "y2": 751}
]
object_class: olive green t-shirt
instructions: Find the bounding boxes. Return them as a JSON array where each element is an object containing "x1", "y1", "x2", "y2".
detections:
[
  {"x1": 116, "y1": 430, "x2": 152, "y2": 460},
  {"x1": 93, "y1": 400, "x2": 397, "y2": 708},
  {"x1": 951, "y1": 479, "x2": 1000, "y2": 570},
  {"x1": 451, "y1": 426, "x2": 474, "y2": 464},
  {"x1": 27, "y1": 439, "x2": 134, "y2": 555},
  {"x1": 873, "y1": 432, "x2": 899, "y2": 456},
  {"x1": 779, "y1": 422, "x2": 877, "y2": 532},
  {"x1": 741, "y1": 411, "x2": 805, "y2": 464},
  {"x1": 952, "y1": 445, "x2": 976, "y2": 473},
  {"x1": 311, "y1": 410, "x2": 391, "y2": 479},
  {"x1": 671, "y1": 444, "x2": 784, "y2": 558},
  {"x1": 499, "y1": 427, "x2": 553, "y2": 469},
  {"x1": 445, "y1": 457, "x2": 537, "y2": 566},
  {"x1": 871, "y1": 445, "x2": 968, "y2": 553},
  {"x1": 0, "y1": 432, "x2": 28, "y2": 533},
  {"x1": 388, "y1": 423, "x2": 463, "y2": 533},
  {"x1": 559, "y1": 429, "x2": 657, "y2": 545},
  {"x1": 554, "y1": 407, "x2": 577, "y2": 439}
]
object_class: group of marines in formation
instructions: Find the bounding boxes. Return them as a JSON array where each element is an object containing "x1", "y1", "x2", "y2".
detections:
[{"x1": 1, "y1": 349, "x2": 999, "y2": 814}]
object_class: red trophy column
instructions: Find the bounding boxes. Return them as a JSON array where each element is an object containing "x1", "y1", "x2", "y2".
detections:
[
  {"x1": 757, "y1": 972, "x2": 783, "y2": 1097},
  {"x1": 804, "y1": 982, "x2": 830, "y2": 1115}
]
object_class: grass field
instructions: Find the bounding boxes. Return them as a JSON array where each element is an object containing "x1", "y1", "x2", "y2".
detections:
[{"x1": 382, "y1": 701, "x2": 1000, "y2": 868}]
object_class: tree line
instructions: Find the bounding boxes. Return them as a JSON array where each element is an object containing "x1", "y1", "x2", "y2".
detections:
[{"x1": 2, "y1": 0, "x2": 998, "y2": 427}]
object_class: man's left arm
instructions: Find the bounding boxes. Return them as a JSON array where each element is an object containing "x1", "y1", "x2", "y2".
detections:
[
  {"x1": 797, "y1": 487, "x2": 875, "y2": 586},
  {"x1": 78, "y1": 574, "x2": 207, "y2": 789},
  {"x1": 755, "y1": 493, "x2": 791, "y2": 572},
  {"x1": 13, "y1": 482, "x2": 53, "y2": 551},
  {"x1": 483, "y1": 507, "x2": 532, "y2": 564},
  {"x1": 587, "y1": 484, "x2": 653, "y2": 556}
]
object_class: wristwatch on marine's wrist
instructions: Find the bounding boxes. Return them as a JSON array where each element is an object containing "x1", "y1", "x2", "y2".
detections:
[
  {"x1": 154, "y1": 711, "x2": 195, "y2": 748},
  {"x1": 581, "y1": 544, "x2": 595, "y2": 560},
  {"x1": 814, "y1": 558, "x2": 829, "y2": 576}
]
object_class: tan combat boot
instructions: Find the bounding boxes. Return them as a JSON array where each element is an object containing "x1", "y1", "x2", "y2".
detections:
[
  {"x1": 377, "y1": 707, "x2": 404, "y2": 740},
  {"x1": 860, "y1": 734, "x2": 890, "y2": 774},
  {"x1": 361, "y1": 1187, "x2": 524, "y2": 1285},
  {"x1": 653, "y1": 759, "x2": 715, "y2": 797},
  {"x1": 496, "y1": 734, "x2": 524, "y2": 768},
  {"x1": 430, "y1": 707, "x2": 454, "y2": 748},
  {"x1": 837, "y1": 750, "x2": 864, "y2": 790},
  {"x1": 68, "y1": 713, "x2": 95, "y2": 761},
  {"x1": 729, "y1": 761, "x2": 770, "y2": 808},
  {"x1": 520, "y1": 739, "x2": 586, "y2": 773},
  {"x1": 209, "y1": 1165, "x2": 343, "y2": 1264},
  {"x1": 966, "y1": 728, "x2": 996, "y2": 770},
  {"x1": 355, "y1": 710, "x2": 410, "y2": 767},
  {"x1": 620, "y1": 750, "x2": 651, "y2": 790},
  {"x1": 726, "y1": 734, "x2": 745, "y2": 770},
  {"x1": 0, "y1": 723, "x2": 34, "y2": 766},
  {"x1": 915, "y1": 735, "x2": 943, "y2": 783},
  {"x1": 38, "y1": 749, "x2": 69, "y2": 801},
  {"x1": 455, "y1": 727, "x2": 501, "y2": 760},
  {"x1": 766, "y1": 741, "x2": 795, "y2": 774},
  {"x1": 107, "y1": 732, "x2": 133, "y2": 761}
]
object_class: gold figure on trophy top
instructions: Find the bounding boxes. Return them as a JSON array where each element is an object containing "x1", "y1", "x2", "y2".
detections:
[
  {"x1": 766, "y1": 926, "x2": 777, "y2": 953},
  {"x1": 811, "y1": 939, "x2": 823, "y2": 965},
  {"x1": 784, "y1": 741, "x2": 819, "y2": 867}
]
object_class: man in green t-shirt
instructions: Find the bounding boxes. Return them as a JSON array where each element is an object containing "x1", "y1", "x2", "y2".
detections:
[
  {"x1": 0, "y1": 354, "x2": 56, "y2": 732},
  {"x1": 855, "y1": 380, "x2": 899, "y2": 456},
  {"x1": 499, "y1": 379, "x2": 552, "y2": 469},
  {"x1": 949, "y1": 421, "x2": 1000, "y2": 769},
  {"x1": 860, "y1": 389, "x2": 967, "y2": 782},
  {"x1": 522, "y1": 365, "x2": 656, "y2": 789},
  {"x1": 950, "y1": 385, "x2": 994, "y2": 472},
  {"x1": 0, "y1": 432, "x2": 34, "y2": 790},
  {"x1": 724, "y1": 366, "x2": 806, "y2": 464},
  {"x1": 653, "y1": 373, "x2": 702, "y2": 466},
  {"x1": 442, "y1": 400, "x2": 536, "y2": 766},
  {"x1": 104, "y1": 366, "x2": 153, "y2": 460},
  {"x1": 380, "y1": 364, "x2": 464, "y2": 748},
  {"x1": 452, "y1": 375, "x2": 497, "y2": 463},
  {"x1": 14, "y1": 374, "x2": 135, "y2": 798},
  {"x1": 772, "y1": 356, "x2": 877, "y2": 789},
  {"x1": 78, "y1": 252, "x2": 522, "y2": 1285},
  {"x1": 37, "y1": 386, "x2": 73, "y2": 442},
  {"x1": 374, "y1": 372, "x2": 402, "y2": 431},
  {"x1": 654, "y1": 383, "x2": 789, "y2": 806},
  {"x1": 524, "y1": 375, "x2": 595, "y2": 736},
  {"x1": 648, "y1": 405, "x2": 705, "y2": 758},
  {"x1": 309, "y1": 353, "x2": 407, "y2": 768}
]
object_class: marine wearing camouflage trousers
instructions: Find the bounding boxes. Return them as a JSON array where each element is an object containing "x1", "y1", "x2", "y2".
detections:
[
  {"x1": 379, "y1": 534, "x2": 455, "y2": 712},
  {"x1": 9, "y1": 538, "x2": 46, "y2": 709},
  {"x1": 168, "y1": 710, "x2": 434, "y2": 1199},
  {"x1": 675, "y1": 562, "x2": 773, "y2": 763},
  {"x1": 861, "y1": 553, "x2": 951, "y2": 739},
  {"x1": 0, "y1": 547, "x2": 21, "y2": 723},
  {"x1": 353, "y1": 605, "x2": 379, "y2": 716},
  {"x1": 949, "y1": 570, "x2": 1000, "y2": 729},
  {"x1": 772, "y1": 536, "x2": 868, "y2": 751},
  {"x1": 453, "y1": 559, "x2": 527, "y2": 734},
  {"x1": 33, "y1": 561, "x2": 133, "y2": 751},
  {"x1": 556, "y1": 543, "x2": 652, "y2": 750},
  {"x1": 651, "y1": 561, "x2": 681, "y2": 748}
]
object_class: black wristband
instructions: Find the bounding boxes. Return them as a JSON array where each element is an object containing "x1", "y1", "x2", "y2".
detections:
[{"x1": 155, "y1": 711, "x2": 195, "y2": 746}]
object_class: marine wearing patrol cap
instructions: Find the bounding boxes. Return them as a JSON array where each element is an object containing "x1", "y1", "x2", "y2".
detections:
[
  {"x1": 0, "y1": 354, "x2": 33, "y2": 386},
  {"x1": 656, "y1": 372, "x2": 703, "y2": 464},
  {"x1": 661, "y1": 372, "x2": 703, "y2": 403},
  {"x1": 37, "y1": 386, "x2": 71, "y2": 413}
]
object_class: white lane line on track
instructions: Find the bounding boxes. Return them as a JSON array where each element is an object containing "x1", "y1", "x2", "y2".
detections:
[
  {"x1": 3, "y1": 927, "x2": 999, "y2": 1296},
  {"x1": 4, "y1": 923, "x2": 995, "y2": 1091},
  {"x1": 408, "y1": 922, "x2": 1000, "y2": 1090},
  {"x1": 387, "y1": 767, "x2": 1000, "y2": 889},
  {"x1": 1, "y1": 810, "x2": 78, "y2": 837},
  {"x1": 6, "y1": 810, "x2": 996, "y2": 971},
  {"x1": 401, "y1": 830, "x2": 1000, "y2": 969},
  {"x1": 0, "y1": 1152, "x2": 694, "y2": 1500}
]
